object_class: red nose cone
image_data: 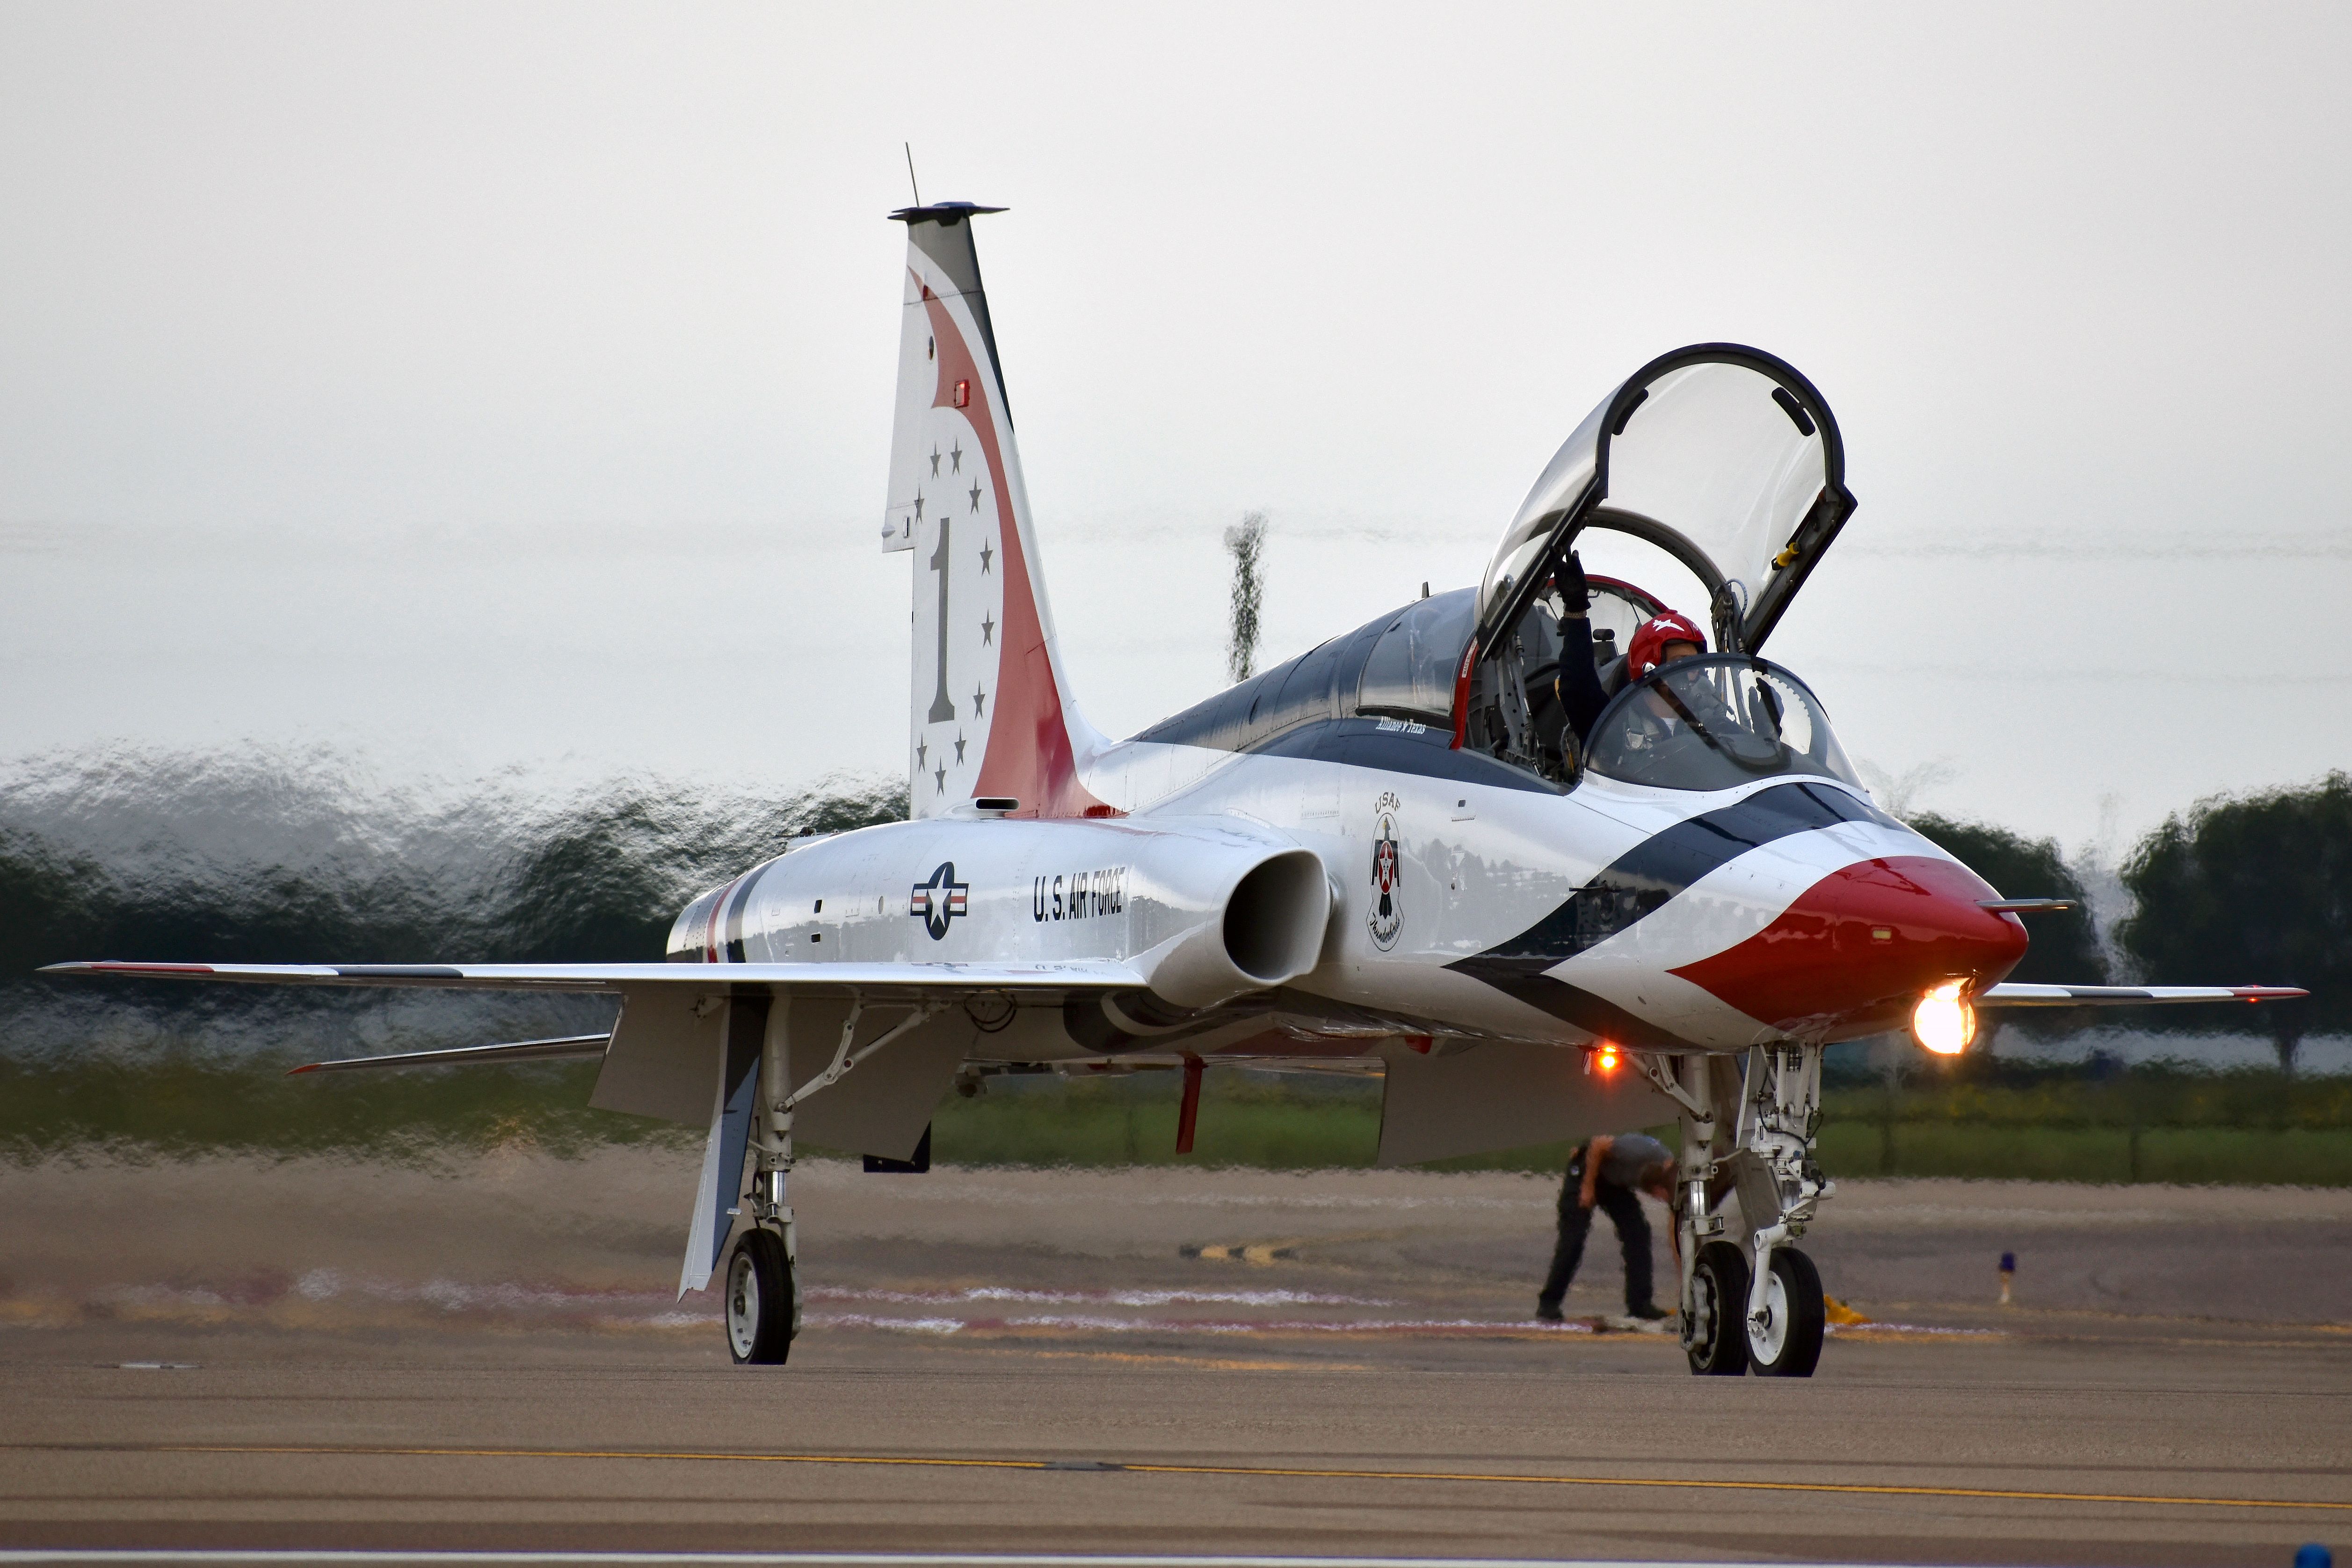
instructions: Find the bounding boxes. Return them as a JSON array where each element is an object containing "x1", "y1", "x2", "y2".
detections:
[{"x1": 1670, "y1": 856, "x2": 2029, "y2": 1038}]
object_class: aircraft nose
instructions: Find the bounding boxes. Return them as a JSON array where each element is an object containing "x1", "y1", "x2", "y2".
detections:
[{"x1": 1670, "y1": 855, "x2": 2029, "y2": 1038}]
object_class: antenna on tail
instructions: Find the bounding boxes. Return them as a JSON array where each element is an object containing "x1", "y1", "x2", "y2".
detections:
[{"x1": 903, "y1": 144, "x2": 922, "y2": 207}]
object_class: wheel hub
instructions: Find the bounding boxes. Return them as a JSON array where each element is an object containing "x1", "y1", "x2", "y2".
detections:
[
  {"x1": 726, "y1": 1250, "x2": 761, "y2": 1360},
  {"x1": 1749, "y1": 1268, "x2": 1789, "y2": 1362}
]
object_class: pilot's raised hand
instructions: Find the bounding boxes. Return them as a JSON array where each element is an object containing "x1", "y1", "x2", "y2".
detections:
[{"x1": 1561, "y1": 551, "x2": 1590, "y2": 616}]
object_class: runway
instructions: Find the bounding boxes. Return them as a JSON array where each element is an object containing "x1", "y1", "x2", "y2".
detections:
[
  {"x1": 0, "y1": 1558, "x2": 2195, "y2": 1568},
  {"x1": 3, "y1": 1154, "x2": 2348, "y2": 1565}
]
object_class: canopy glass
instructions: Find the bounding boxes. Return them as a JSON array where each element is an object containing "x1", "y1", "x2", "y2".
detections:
[{"x1": 1477, "y1": 346, "x2": 1855, "y2": 657}]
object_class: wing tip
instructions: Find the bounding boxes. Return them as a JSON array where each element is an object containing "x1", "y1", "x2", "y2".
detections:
[{"x1": 1980, "y1": 981, "x2": 2310, "y2": 1007}]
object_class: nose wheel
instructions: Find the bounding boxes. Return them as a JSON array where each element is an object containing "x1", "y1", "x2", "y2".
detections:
[
  {"x1": 1746, "y1": 1245, "x2": 1825, "y2": 1377},
  {"x1": 724, "y1": 1227, "x2": 798, "y2": 1365}
]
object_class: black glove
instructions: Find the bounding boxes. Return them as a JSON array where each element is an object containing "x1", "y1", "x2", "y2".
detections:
[{"x1": 1560, "y1": 551, "x2": 1590, "y2": 615}]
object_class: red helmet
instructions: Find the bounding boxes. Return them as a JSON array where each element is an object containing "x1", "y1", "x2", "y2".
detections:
[{"x1": 1625, "y1": 611, "x2": 1707, "y2": 681}]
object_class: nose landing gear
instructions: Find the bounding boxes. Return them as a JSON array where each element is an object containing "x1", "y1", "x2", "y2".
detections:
[{"x1": 1645, "y1": 1043, "x2": 1833, "y2": 1378}]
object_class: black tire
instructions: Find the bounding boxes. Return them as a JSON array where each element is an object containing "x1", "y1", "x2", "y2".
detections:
[
  {"x1": 724, "y1": 1227, "x2": 796, "y2": 1365},
  {"x1": 1684, "y1": 1241, "x2": 1750, "y2": 1376},
  {"x1": 1747, "y1": 1245, "x2": 1825, "y2": 1378}
]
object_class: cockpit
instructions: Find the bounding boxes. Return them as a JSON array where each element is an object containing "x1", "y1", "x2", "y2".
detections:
[
  {"x1": 1460, "y1": 343, "x2": 1860, "y2": 789},
  {"x1": 1133, "y1": 345, "x2": 1862, "y2": 798}
]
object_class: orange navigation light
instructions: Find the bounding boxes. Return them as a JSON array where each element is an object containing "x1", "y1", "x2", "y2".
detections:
[
  {"x1": 1911, "y1": 980, "x2": 1976, "y2": 1056},
  {"x1": 1594, "y1": 1042, "x2": 1621, "y2": 1074}
]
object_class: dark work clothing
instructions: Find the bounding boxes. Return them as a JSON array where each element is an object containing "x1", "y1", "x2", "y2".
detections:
[
  {"x1": 1597, "y1": 1132, "x2": 1672, "y2": 1188},
  {"x1": 1537, "y1": 1142, "x2": 1657, "y2": 1315},
  {"x1": 1555, "y1": 614, "x2": 1610, "y2": 746}
]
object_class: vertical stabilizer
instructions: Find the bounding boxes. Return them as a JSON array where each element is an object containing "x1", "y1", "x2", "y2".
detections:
[{"x1": 883, "y1": 203, "x2": 1105, "y2": 820}]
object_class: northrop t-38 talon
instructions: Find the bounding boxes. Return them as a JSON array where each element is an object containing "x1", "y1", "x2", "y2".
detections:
[{"x1": 49, "y1": 202, "x2": 2306, "y2": 1377}]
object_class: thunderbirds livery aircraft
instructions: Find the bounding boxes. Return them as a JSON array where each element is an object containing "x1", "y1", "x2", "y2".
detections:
[{"x1": 51, "y1": 203, "x2": 2304, "y2": 1377}]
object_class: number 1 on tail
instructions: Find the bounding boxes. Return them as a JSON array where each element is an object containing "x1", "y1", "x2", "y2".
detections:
[{"x1": 928, "y1": 516, "x2": 956, "y2": 724}]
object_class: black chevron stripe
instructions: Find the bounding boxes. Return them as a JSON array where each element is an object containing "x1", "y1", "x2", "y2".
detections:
[{"x1": 1446, "y1": 781, "x2": 1899, "y2": 1037}]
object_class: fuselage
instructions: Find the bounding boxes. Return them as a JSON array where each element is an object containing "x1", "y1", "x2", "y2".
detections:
[{"x1": 669, "y1": 668, "x2": 2028, "y2": 1064}]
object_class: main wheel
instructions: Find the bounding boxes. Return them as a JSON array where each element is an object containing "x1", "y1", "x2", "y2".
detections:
[
  {"x1": 724, "y1": 1227, "x2": 797, "y2": 1365},
  {"x1": 1747, "y1": 1245, "x2": 1825, "y2": 1378},
  {"x1": 1684, "y1": 1241, "x2": 1750, "y2": 1376}
]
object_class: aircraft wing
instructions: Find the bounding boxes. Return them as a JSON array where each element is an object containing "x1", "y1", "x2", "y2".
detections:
[
  {"x1": 1977, "y1": 982, "x2": 2307, "y2": 1008},
  {"x1": 38, "y1": 959, "x2": 1143, "y2": 994}
]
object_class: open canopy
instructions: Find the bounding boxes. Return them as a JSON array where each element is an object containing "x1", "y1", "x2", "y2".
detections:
[{"x1": 1477, "y1": 345, "x2": 1856, "y2": 659}]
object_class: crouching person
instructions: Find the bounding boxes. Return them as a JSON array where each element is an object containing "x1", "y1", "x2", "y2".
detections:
[{"x1": 1536, "y1": 1132, "x2": 1677, "y2": 1322}]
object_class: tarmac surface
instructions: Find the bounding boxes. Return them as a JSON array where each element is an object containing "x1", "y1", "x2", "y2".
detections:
[{"x1": 4, "y1": 1151, "x2": 2349, "y2": 1566}]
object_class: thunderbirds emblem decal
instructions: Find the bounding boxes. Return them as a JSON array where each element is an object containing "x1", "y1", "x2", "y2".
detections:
[
  {"x1": 910, "y1": 862, "x2": 970, "y2": 941},
  {"x1": 1368, "y1": 793, "x2": 1404, "y2": 951}
]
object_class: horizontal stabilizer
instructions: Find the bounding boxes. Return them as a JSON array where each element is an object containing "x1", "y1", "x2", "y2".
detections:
[
  {"x1": 1977, "y1": 983, "x2": 2307, "y2": 1008},
  {"x1": 286, "y1": 1034, "x2": 612, "y2": 1075},
  {"x1": 44, "y1": 959, "x2": 1144, "y2": 995}
]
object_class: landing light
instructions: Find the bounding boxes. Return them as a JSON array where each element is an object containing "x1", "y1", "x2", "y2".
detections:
[{"x1": 1911, "y1": 980, "x2": 1976, "y2": 1056}]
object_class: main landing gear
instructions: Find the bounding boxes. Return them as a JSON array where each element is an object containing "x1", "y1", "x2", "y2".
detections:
[
  {"x1": 728, "y1": 1013, "x2": 808, "y2": 1367},
  {"x1": 1640, "y1": 1044, "x2": 1831, "y2": 1378},
  {"x1": 726, "y1": 1226, "x2": 797, "y2": 1365},
  {"x1": 713, "y1": 996, "x2": 941, "y2": 1367}
]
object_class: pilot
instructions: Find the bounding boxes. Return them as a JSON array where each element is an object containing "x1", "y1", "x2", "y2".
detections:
[
  {"x1": 1536, "y1": 1131, "x2": 1677, "y2": 1323},
  {"x1": 1553, "y1": 552, "x2": 1707, "y2": 746}
]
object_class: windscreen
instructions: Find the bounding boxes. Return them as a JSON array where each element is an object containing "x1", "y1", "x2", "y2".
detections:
[
  {"x1": 1583, "y1": 655, "x2": 1860, "y2": 793},
  {"x1": 1602, "y1": 362, "x2": 1828, "y2": 626}
]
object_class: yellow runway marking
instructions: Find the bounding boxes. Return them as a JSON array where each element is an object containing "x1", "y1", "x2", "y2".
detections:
[
  {"x1": 27, "y1": 1444, "x2": 2351, "y2": 1515},
  {"x1": 976, "y1": 1348, "x2": 1372, "y2": 1372}
]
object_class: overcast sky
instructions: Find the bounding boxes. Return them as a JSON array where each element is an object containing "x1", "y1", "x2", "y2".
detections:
[{"x1": 3, "y1": 1, "x2": 2347, "y2": 855}]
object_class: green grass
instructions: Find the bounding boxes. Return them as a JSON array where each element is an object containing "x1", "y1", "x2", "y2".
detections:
[
  {"x1": 924, "y1": 1072, "x2": 1661, "y2": 1174},
  {"x1": 929, "y1": 1074, "x2": 1379, "y2": 1169},
  {"x1": 1814, "y1": 1063, "x2": 2352, "y2": 1183},
  {"x1": 1815, "y1": 1121, "x2": 2352, "y2": 1185},
  {"x1": 5, "y1": 1051, "x2": 2348, "y2": 1185},
  {"x1": 0, "y1": 1053, "x2": 691, "y2": 1166},
  {"x1": 1820, "y1": 1069, "x2": 2352, "y2": 1134}
]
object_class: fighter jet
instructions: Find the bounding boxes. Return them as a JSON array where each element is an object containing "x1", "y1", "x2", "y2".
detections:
[{"x1": 47, "y1": 202, "x2": 2304, "y2": 1378}]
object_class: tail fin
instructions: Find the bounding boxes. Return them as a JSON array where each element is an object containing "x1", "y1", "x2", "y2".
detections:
[{"x1": 883, "y1": 203, "x2": 1104, "y2": 820}]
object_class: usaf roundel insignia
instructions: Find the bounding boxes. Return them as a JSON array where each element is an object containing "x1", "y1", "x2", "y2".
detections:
[
  {"x1": 910, "y1": 861, "x2": 970, "y2": 941},
  {"x1": 1367, "y1": 805, "x2": 1403, "y2": 952}
]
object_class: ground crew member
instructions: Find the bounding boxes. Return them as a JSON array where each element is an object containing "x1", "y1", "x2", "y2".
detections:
[{"x1": 1536, "y1": 1131, "x2": 1677, "y2": 1322}]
